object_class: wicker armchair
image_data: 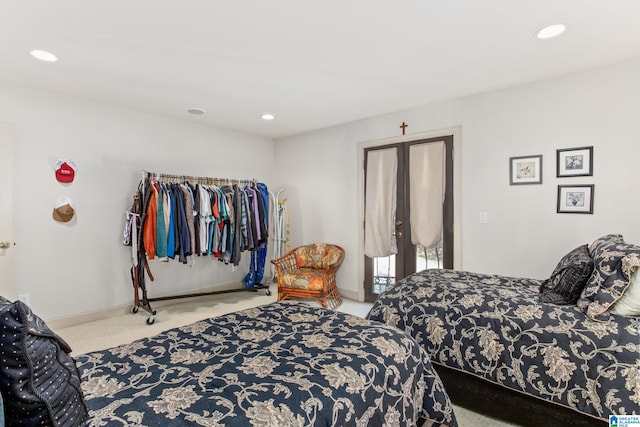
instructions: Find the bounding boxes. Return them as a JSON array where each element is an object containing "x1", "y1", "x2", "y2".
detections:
[{"x1": 271, "y1": 243, "x2": 345, "y2": 310}]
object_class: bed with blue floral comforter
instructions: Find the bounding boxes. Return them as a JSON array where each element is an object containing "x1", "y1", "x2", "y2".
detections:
[
  {"x1": 77, "y1": 301, "x2": 457, "y2": 427},
  {"x1": 366, "y1": 269, "x2": 640, "y2": 423}
]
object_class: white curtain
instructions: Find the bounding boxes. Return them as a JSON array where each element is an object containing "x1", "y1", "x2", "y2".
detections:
[
  {"x1": 409, "y1": 141, "x2": 445, "y2": 249},
  {"x1": 364, "y1": 148, "x2": 398, "y2": 257}
]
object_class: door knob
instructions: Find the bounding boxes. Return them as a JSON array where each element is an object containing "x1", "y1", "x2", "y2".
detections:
[
  {"x1": 0, "y1": 241, "x2": 11, "y2": 249},
  {"x1": 396, "y1": 232, "x2": 403, "y2": 239}
]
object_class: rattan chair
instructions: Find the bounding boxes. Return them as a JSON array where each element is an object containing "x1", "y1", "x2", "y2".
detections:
[{"x1": 271, "y1": 243, "x2": 344, "y2": 310}]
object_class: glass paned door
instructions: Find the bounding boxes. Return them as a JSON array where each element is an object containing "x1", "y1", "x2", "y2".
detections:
[
  {"x1": 372, "y1": 255, "x2": 396, "y2": 295},
  {"x1": 364, "y1": 136, "x2": 453, "y2": 302},
  {"x1": 416, "y1": 238, "x2": 444, "y2": 271}
]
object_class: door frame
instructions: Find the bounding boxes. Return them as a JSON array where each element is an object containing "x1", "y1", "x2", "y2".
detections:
[
  {"x1": 357, "y1": 126, "x2": 462, "y2": 302},
  {"x1": 0, "y1": 122, "x2": 15, "y2": 300}
]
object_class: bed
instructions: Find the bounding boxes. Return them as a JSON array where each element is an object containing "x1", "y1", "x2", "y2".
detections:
[
  {"x1": 366, "y1": 235, "x2": 640, "y2": 426},
  {"x1": 76, "y1": 301, "x2": 458, "y2": 427}
]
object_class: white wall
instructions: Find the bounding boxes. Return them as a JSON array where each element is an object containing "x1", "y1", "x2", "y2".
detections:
[
  {"x1": 274, "y1": 58, "x2": 640, "y2": 297},
  {"x1": 4, "y1": 57, "x2": 638, "y2": 317},
  {"x1": 0, "y1": 81, "x2": 275, "y2": 320}
]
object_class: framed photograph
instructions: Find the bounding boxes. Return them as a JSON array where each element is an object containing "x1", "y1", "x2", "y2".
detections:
[
  {"x1": 557, "y1": 185, "x2": 594, "y2": 214},
  {"x1": 557, "y1": 146, "x2": 593, "y2": 177},
  {"x1": 509, "y1": 155, "x2": 542, "y2": 185}
]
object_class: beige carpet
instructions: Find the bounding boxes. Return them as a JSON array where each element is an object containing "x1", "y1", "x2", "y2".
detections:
[
  {"x1": 57, "y1": 289, "x2": 281, "y2": 355},
  {"x1": 56, "y1": 288, "x2": 516, "y2": 427}
]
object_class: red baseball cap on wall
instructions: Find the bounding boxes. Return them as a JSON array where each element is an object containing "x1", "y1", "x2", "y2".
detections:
[{"x1": 55, "y1": 160, "x2": 77, "y2": 183}]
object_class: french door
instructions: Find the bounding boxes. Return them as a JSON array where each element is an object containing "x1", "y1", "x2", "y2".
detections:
[{"x1": 363, "y1": 135, "x2": 453, "y2": 303}]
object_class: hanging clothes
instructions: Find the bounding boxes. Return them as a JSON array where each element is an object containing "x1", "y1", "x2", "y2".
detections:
[
  {"x1": 142, "y1": 183, "x2": 158, "y2": 260},
  {"x1": 132, "y1": 175, "x2": 269, "y2": 274},
  {"x1": 166, "y1": 184, "x2": 176, "y2": 259},
  {"x1": 154, "y1": 182, "x2": 167, "y2": 260},
  {"x1": 268, "y1": 188, "x2": 288, "y2": 283},
  {"x1": 198, "y1": 184, "x2": 212, "y2": 255},
  {"x1": 244, "y1": 182, "x2": 270, "y2": 288}
]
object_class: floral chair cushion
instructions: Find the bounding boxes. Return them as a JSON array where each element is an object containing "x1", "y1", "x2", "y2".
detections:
[
  {"x1": 294, "y1": 243, "x2": 327, "y2": 269},
  {"x1": 281, "y1": 268, "x2": 325, "y2": 290},
  {"x1": 294, "y1": 243, "x2": 342, "y2": 269},
  {"x1": 321, "y1": 245, "x2": 343, "y2": 268},
  {"x1": 577, "y1": 235, "x2": 640, "y2": 320}
]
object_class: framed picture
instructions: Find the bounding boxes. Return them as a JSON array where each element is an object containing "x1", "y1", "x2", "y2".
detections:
[
  {"x1": 557, "y1": 185, "x2": 594, "y2": 214},
  {"x1": 557, "y1": 146, "x2": 593, "y2": 177},
  {"x1": 509, "y1": 155, "x2": 542, "y2": 185}
]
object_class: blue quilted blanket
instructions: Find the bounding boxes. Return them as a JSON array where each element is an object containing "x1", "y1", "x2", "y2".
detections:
[
  {"x1": 366, "y1": 269, "x2": 640, "y2": 422},
  {"x1": 77, "y1": 301, "x2": 457, "y2": 426}
]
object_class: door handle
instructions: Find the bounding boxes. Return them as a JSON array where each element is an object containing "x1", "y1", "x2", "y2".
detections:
[{"x1": 0, "y1": 241, "x2": 11, "y2": 249}]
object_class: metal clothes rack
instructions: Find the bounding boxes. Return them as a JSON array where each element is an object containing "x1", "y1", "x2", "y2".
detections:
[
  {"x1": 142, "y1": 170, "x2": 255, "y2": 187},
  {"x1": 129, "y1": 170, "x2": 271, "y2": 325}
]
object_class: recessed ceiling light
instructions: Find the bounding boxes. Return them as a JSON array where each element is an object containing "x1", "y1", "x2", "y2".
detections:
[
  {"x1": 30, "y1": 49, "x2": 58, "y2": 62},
  {"x1": 187, "y1": 108, "x2": 206, "y2": 115},
  {"x1": 261, "y1": 114, "x2": 275, "y2": 121},
  {"x1": 535, "y1": 24, "x2": 567, "y2": 40}
]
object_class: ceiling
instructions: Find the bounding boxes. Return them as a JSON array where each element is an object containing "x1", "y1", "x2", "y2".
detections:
[{"x1": 1, "y1": 1, "x2": 640, "y2": 139}]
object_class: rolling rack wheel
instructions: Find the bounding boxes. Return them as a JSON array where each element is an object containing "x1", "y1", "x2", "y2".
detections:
[
  {"x1": 146, "y1": 315, "x2": 156, "y2": 325},
  {"x1": 130, "y1": 305, "x2": 139, "y2": 314},
  {"x1": 253, "y1": 283, "x2": 271, "y2": 296}
]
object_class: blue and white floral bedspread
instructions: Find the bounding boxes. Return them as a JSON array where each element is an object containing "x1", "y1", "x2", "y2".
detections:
[
  {"x1": 366, "y1": 269, "x2": 640, "y2": 422},
  {"x1": 77, "y1": 301, "x2": 457, "y2": 426}
]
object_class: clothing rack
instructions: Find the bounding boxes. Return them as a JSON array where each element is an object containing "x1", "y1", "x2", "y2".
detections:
[
  {"x1": 126, "y1": 170, "x2": 271, "y2": 325},
  {"x1": 142, "y1": 170, "x2": 255, "y2": 187}
]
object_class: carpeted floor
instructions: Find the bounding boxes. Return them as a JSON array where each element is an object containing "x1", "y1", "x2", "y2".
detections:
[{"x1": 56, "y1": 286, "x2": 516, "y2": 427}]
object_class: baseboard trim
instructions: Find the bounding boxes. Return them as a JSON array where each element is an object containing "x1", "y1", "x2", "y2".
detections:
[
  {"x1": 47, "y1": 305, "x2": 132, "y2": 330},
  {"x1": 46, "y1": 281, "x2": 258, "y2": 330},
  {"x1": 339, "y1": 288, "x2": 359, "y2": 301}
]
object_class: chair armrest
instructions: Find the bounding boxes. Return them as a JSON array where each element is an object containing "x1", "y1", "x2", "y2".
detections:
[{"x1": 271, "y1": 251, "x2": 298, "y2": 275}]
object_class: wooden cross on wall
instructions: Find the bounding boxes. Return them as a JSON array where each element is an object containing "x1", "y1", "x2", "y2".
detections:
[{"x1": 400, "y1": 122, "x2": 408, "y2": 135}]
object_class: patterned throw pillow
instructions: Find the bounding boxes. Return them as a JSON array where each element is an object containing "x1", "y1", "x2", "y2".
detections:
[
  {"x1": 577, "y1": 236, "x2": 640, "y2": 320},
  {"x1": 321, "y1": 245, "x2": 343, "y2": 269},
  {"x1": 0, "y1": 297, "x2": 88, "y2": 427},
  {"x1": 539, "y1": 244, "x2": 594, "y2": 305},
  {"x1": 294, "y1": 243, "x2": 328, "y2": 269}
]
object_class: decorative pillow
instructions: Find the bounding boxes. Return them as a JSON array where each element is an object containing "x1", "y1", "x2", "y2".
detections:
[
  {"x1": 294, "y1": 243, "x2": 328, "y2": 269},
  {"x1": 539, "y1": 244, "x2": 594, "y2": 305},
  {"x1": 610, "y1": 265, "x2": 640, "y2": 316},
  {"x1": 321, "y1": 245, "x2": 343, "y2": 269},
  {"x1": 0, "y1": 297, "x2": 88, "y2": 427},
  {"x1": 577, "y1": 238, "x2": 640, "y2": 321}
]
